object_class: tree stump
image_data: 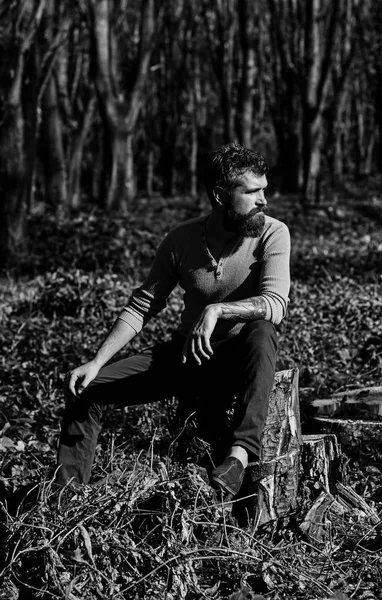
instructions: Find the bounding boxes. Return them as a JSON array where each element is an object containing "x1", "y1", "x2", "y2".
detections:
[
  {"x1": 299, "y1": 433, "x2": 347, "y2": 505},
  {"x1": 311, "y1": 386, "x2": 382, "y2": 420},
  {"x1": 310, "y1": 416, "x2": 382, "y2": 456},
  {"x1": 169, "y1": 369, "x2": 302, "y2": 528},
  {"x1": 308, "y1": 386, "x2": 382, "y2": 457},
  {"x1": 234, "y1": 368, "x2": 302, "y2": 527}
]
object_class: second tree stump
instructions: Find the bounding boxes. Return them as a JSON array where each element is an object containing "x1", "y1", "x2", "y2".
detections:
[{"x1": 234, "y1": 368, "x2": 302, "y2": 526}]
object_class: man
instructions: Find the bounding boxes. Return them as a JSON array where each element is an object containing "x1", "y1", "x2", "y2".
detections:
[{"x1": 56, "y1": 143, "x2": 290, "y2": 498}]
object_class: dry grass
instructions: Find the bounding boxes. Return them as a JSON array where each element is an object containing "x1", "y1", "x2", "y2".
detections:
[{"x1": 1, "y1": 438, "x2": 381, "y2": 600}]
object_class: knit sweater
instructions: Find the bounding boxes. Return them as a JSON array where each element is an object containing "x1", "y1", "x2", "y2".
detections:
[{"x1": 118, "y1": 214, "x2": 291, "y2": 343}]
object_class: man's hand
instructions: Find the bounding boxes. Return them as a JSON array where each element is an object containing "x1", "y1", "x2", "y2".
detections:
[
  {"x1": 182, "y1": 304, "x2": 221, "y2": 365},
  {"x1": 65, "y1": 360, "x2": 101, "y2": 398}
]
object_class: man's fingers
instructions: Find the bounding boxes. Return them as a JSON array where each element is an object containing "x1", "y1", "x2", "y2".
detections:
[
  {"x1": 182, "y1": 333, "x2": 213, "y2": 365},
  {"x1": 190, "y1": 338, "x2": 201, "y2": 366},
  {"x1": 78, "y1": 375, "x2": 92, "y2": 394},
  {"x1": 181, "y1": 339, "x2": 189, "y2": 363},
  {"x1": 196, "y1": 336, "x2": 211, "y2": 360},
  {"x1": 68, "y1": 374, "x2": 79, "y2": 397},
  {"x1": 203, "y1": 337, "x2": 213, "y2": 356},
  {"x1": 201, "y1": 334, "x2": 213, "y2": 357}
]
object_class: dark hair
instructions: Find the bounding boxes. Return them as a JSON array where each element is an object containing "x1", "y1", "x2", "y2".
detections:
[{"x1": 204, "y1": 143, "x2": 269, "y2": 206}]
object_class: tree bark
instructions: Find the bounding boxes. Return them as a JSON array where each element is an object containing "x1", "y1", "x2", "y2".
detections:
[
  {"x1": 310, "y1": 416, "x2": 382, "y2": 456},
  {"x1": 125, "y1": 132, "x2": 136, "y2": 204},
  {"x1": 0, "y1": 106, "x2": 26, "y2": 269},
  {"x1": 268, "y1": 0, "x2": 304, "y2": 192},
  {"x1": 300, "y1": 483, "x2": 380, "y2": 549},
  {"x1": 302, "y1": 0, "x2": 335, "y2": 202},
  {"x1": 189, "y1": 87, "x2": 198, "y2": 198},
  {"x1": 41, "y1": 0, "x2": 67, "y2": 209},
  {"x1": 268, "y1": 0, "x2": 360, "y2": 202},
  {"x1": 234, "y1": 369, "x2": 302, "y2": 527},
  {"x1": 299, "y1": 433, "x2": 346, "y2": 505},
  {"x1": 237, "y1": 0, "x2": 257, "y2": 147},
  {"x1": 310, "y1": 386, "x2": 382, "y2": 419},
  {"x1": 299, "y1": 491, "x2": 346, "y2": 547},
  {"x1": 68, "y1": 95, "x2": 96, "y2": 209},
  {"x1": 41, "y1": 75, "x2": 67, "y2": 208},
  {"x1": 330, "y1": 82, "x2": 351, "y2": 181},
  {"x1": 89, "y1": 0, "x2": 154, "y2": 209},
  {"x1": 0, "y1": 0, "x2": 45, "y2": 269},
  {"x1": 23, "y1": 46, "x2": 40, "y2": 213},
  {"x1": 355, "y1": 72, "x2": 379, "y2": 177},
  {"x1": 204, "y1": 0, "x2": 237, "y2": 143},
  {"x1": 146, "y1": 148, "x2": 154, "y2": 196}
]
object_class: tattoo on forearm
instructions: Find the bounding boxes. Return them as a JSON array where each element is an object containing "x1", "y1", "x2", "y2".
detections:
[{"x1": 219, "y1": 297, "x2": 267, "y2": 321}]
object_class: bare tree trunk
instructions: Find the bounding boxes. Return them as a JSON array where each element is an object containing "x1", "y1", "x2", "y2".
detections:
[
  {"x1": 302, "y1": 0, "x2": 328, "y2": 202},
  {"x1": 41, "y1": 0, "x2": 67, "y2": 209},
  {"x1": 303, "y1": 115, "x2": 323, "y2": 204},
  {"x1": 377, "y1": 75, "x2": 382, "y2": 171},
  {"x1": 68, "y1": 95, "x2": 96, "y2": 209},
  {"x1": 273, "y1": 101, "x2": 304, "y2": 192},
  {"x1": 268, "y1": 0, "x2": 304, "y2": 192},
  {"x1": 204, "y1": 0, "x2": 237, "y2": 143},
  {"x1": 189, "y1": 57, "x2": 200, "y2": 198},
  {"x1": 92, "y1": 127, "x2": 105, "y2": 203},
  {"x1": 363, "y1": 132, "x2": 377, "y2": 175},
  {"x1": 125, "y1": 132, "x2": 136, "y2": 203},
  {"x1": 333, "y1": 129, "x2": 344, "y2": 182},
  {"x1": 302, "y1": 0, "x2": 358, "y2": 202},
  {"x1": 162, "y1": 134, "x2": 177, "y2": 197},
  {"x1": 89, "y1": 0, "x2": 154, "y2": 209},
  {"x1": 219, "y1": 9, "x2": 236, "y2": 143},
  {"x1": 41, "y1": 75, "x2": 67, "y2": 208},
  {"x1": 331, "y1": 83, "x2": 350, "y2": 181},
  {"x1": 354, "y1": 72, "x2": 379, "y2": 177},
  {"x1": 23, "y1": 47, "x2": 40, "y2": 213},
  {"x1": 0, "y1": 0, "x2": 45, "y2": 269},
  {"x1": 190, "y1": 112, "x2": 198, "y2": 198},
  {"x1": 268, "y1": 0, "x2": 359, "y2": 201},
  {"x1": 160, "y1": 118, "x2": 177, "y2": 196},
  {"x1": 237, "y1": 0, "x2": 257, "y2": 147},
  {"x1": 146, "y1": 148, "x2": 154, "y2": 196},
  {"x1": 0, "y1": 106, "x2": 25, "y2": 269}
]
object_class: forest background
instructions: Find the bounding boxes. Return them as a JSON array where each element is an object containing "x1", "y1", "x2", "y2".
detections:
[{"x1": 0, "y1": 0, "x2": 382, "y2": 599}]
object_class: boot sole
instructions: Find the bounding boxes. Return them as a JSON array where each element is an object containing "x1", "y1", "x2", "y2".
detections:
[{"x1": 210, "y1": 475, "x2": 241, "y2": 497}]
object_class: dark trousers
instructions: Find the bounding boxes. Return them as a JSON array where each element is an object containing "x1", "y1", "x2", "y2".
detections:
[{"x1": 56, "y1": 320, "x2": 278, "y2": 485}]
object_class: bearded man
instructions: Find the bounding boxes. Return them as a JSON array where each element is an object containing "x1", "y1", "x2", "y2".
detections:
[{"x1": 56, "y1": 143, "x2": 291, "y2": 498}]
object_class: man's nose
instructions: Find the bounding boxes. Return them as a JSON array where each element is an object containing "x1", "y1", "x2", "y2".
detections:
[{"x1": 255, "y1": 191, "x2": 267, "y2": 206}]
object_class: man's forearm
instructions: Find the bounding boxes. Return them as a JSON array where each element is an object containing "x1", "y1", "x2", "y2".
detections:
[
  {"x1": 213, "y1": 297, "x2": 267, "y2": 322},
  {"x1": 92, "y1": 318, "x2": 137, "y2": 368}
]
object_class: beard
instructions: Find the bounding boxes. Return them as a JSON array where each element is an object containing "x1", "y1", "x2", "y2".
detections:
[{"x1": 222, "y1": 205, "x2": 267, "y2": 237}]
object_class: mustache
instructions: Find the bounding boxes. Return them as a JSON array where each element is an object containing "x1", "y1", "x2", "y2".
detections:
[
  {"x1": 246, "y1": 206, "x2": 268, "y2": 218},
  {"x1": 225, "y1": 205, "x2": 267, "y2": 222}
]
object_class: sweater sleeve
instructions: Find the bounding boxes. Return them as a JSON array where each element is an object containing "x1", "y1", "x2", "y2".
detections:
[
  {"x1": 259, "y1": 222, "x2": 291, "y2": 325},
  {"x1": 118, "y1": 232, "x2": 179, "y2": 334}
]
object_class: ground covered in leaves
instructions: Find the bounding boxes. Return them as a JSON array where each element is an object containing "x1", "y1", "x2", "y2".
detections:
[{"x1": 1, "y1": 179, "x2": 382, "y2": 599}]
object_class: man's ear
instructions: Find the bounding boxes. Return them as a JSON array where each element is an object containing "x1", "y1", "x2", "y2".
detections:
[{"x1": 213, "y1": 186, "x2": 225, "y2": 206}]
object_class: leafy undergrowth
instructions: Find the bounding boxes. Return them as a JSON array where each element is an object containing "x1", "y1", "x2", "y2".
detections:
[
  {"x1": 1, "y1": 446, "x2": 381, "y2": 600},
  {"x1": 1, "y1": 182, "x2": 382, "y2": 598}
]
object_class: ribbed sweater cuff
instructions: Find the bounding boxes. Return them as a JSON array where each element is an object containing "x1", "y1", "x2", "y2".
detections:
[
  {"x1": 117, "y1": 308, "x2": 143, "y2": 334},
  {"x1": 263, "y1": 298, "x2": 273, "y2": 322}
]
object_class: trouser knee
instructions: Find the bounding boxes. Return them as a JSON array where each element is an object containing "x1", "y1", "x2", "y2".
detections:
[
  {"x1": 239, "y1": 320, "x2": 278, "y2": 354},
  {"x1": 63, "y1": 387, "x2": 103, "y2": 423}
]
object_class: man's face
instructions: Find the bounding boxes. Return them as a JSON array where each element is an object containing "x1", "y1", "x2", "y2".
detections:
[{"x1": 221, "y1": 171, "x2": 268, "y2": 237}]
